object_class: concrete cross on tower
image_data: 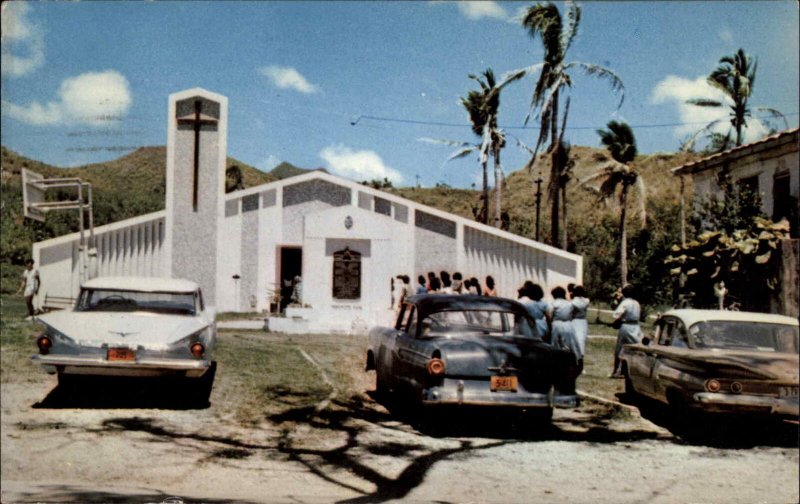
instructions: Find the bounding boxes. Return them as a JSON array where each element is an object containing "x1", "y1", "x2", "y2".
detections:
[{"x1": 177, "y1": 100, "x2": 219, "y2": 211}]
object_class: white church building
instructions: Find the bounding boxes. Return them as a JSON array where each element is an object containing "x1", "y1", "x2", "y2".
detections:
[{"x1": 32, "y1": 88, "x2": 583, "y2": 333}]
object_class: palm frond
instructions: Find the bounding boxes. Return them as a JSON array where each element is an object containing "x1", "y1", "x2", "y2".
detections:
[
  {"x1": 754, "y1": 106, "x2": 789, "y2": 129},
  {"x1": 561, "y1": 1, "x2": 581, "y2": 55},
  {"x1": 446, "y1": 146, "x2": 479, "y2": 163},
  {"x1": 686, "y1": 98, "x2": 723, "y2": 107},
  {"x1": 680, "y1": 118, "x2": 726, "y2": 152},
  {"x1": 566, "y1": 62, "x2": 625, "y2": 108},
  {"x1": 419, "y1": 137, "x2": 472, "y2": 148}
]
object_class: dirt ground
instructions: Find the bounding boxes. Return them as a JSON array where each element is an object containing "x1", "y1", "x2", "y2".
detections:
[{"x1": 2, "y1": 371, "x2": 798, "y2": 504}]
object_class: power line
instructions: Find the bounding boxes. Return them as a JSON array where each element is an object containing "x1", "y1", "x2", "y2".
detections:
[{"x1": 350, "y1": 112, "x2": 800, "y2": 131}]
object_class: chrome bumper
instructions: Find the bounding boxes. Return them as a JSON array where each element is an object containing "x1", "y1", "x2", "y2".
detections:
[
  {"x1": 32, "y1": 354, "x2": 212, "y2": 378},
  {"x1": 421, "y1": 379, "x2": 578, "y2": 409},
  {"x1": 693, "y1": 392, "x2": 799, "y2": 417}
]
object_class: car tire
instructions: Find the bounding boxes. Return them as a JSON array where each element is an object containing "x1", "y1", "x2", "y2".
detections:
[
  {"x1": 186, "y1": 361, "x2": 216, "y2": 407},
  {"x1": 623, "y1": 366, "x2": 637, "y2": 400}
]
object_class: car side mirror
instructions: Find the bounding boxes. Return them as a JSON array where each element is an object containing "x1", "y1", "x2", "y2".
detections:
[{"x1": 641, "y1": 336, "x2": 651, "y2": 346}]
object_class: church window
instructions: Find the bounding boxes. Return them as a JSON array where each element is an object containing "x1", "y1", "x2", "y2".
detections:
[
  {"x1": 374, "y1": 197, "x2": 391, "y2": 216},
  {"x1": 225, "y1": 199, "x2": 239, "y2": 217},
  {"x1": 242, "y1": 194, "x2": 259, "y2": 213},
  {"x1": 283, "y1": 180, "x2": 351, "y2": 207},
  {"x1": 415, "y1": 210, "x2": 456, "y2": 238}
]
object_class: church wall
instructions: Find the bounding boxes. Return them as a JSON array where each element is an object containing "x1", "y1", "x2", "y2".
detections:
[
  {"x1": 218, "y1": 198, "x2": 242, "y2": 313},
  {"x1": 240, "y1": 195, "x2": 260, "y2": 311},
  {"x1": 32, "y1": 213, "x2": 167, "y2": 302},
  {"x1": 413, "y1": 210, "x2": 458, "y2": 280}
]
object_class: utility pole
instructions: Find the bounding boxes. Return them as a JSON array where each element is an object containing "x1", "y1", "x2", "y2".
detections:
[{"x1": 534, "y1": 174, "x2": 543, "y2": 241}]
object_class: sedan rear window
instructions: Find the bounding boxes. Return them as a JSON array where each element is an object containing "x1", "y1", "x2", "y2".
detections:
[
  {"x1": 691, "y1": 321, "x2": 799, "y2": 353},
  {"x1": 420, "y1": 309, "x2": 539, "y2": 339},
  {"x1": 75, "y1": 288, "x2": 197, "y2": 316}
]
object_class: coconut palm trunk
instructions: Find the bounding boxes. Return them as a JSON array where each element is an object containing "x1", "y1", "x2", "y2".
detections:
[
  {"x1": 493, "y1": 144, "x2": 502, "y2": 228},
  {"x1": 619, "y1": 182, "x2": 629, "y2": 286},
  {"x1": 481, "y1": 159, "x2": 489, "y2": 224}
]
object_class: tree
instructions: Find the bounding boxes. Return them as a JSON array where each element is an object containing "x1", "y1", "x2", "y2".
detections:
[
  {"x1": 225, "y1": 165, "x2": 244, "y2": 193},
  {"x1": 684, "y1": 48, "x2": 787, "y2": 152},
  {"x1": 422, "y1": 68, "x2": 523, "y2": 226},
  {"x1": 462, "y1": 69, "x2": 523, "y2": 228},
  {"x1": 518, "y1": 1, "x2": 624, "y2": 248},
  {"x1": 581, "y1": 121, "x2": 645, "y2": 286}
]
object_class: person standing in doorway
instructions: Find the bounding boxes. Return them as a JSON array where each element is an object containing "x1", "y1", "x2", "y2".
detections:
[
  {"x1": 17, "y1": 259, "x2": 40, "y2": 318},
  {"x1": 611, "y1": 284, "x2": 643, "y2": 378}
]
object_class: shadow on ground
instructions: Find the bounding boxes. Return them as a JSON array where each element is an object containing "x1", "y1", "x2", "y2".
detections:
[
  {"x1": 617, "y1": 391, "x2": 800, "y2": 448},
  {"x1": 9, "y1": 485, "x2": 254, "y2": 504},
  {"x1": 32, "y1": 375, "x2": 212, "y2": 410}
]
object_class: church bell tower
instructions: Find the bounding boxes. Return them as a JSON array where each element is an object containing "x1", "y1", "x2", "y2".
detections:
[{"x1": 164, "y1": 88, "x2": 228, "y2": 309}]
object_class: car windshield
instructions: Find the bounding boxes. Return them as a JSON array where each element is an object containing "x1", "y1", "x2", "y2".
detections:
[
  {"x1": 420, "y1": 309, "x2": 539, "y2": 339},
  {"x1": 691, "y1": 321, "x2": 799, "y2": 353},
  {"x1": 75, "y1": 288, "x2": 197, "y2": 316}
]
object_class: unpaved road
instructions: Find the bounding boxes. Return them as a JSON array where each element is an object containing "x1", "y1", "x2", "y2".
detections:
[{"x1": 2, "y1": 374, "x2": 798, "y2": 504}]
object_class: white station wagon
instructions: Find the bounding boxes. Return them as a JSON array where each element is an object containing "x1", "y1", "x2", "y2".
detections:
[{"x1": 32, "y1": 276, "x2": 217, "y2": 400}]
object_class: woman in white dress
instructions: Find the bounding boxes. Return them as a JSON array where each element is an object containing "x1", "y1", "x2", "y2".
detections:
[
  {"x1": 570, "y1": 285, "x2": 590, "y2": 374},
  {"x1": 549, "y1": 286, "x2": 578, "y2": 363}
]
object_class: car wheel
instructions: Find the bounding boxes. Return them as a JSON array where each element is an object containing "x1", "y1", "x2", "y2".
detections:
[
  {"x1": 622, "y1": 366, "x2": 636, "y2": 398},
  {"x1": 186, "y1": 361, "x2": 216, "y2": 407}
]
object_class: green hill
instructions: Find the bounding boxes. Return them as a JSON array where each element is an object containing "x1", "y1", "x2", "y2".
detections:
[{"x1": 269, "y1": 161, "x2": 326, "y2": 180}]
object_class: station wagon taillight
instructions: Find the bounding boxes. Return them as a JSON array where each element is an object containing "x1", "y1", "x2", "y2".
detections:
[{"x1": 705, "y1": 379, "x2": 721, "y2": 392}]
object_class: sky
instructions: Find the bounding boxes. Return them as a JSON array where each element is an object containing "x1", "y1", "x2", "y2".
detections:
[{"x1": 1, "y1": 1, "x2": 798, "y2": 189}]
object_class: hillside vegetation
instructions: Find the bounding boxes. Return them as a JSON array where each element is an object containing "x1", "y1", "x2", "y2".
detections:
[{"x1": 1, "y1": 144, "x2": 701, "y2": 305}]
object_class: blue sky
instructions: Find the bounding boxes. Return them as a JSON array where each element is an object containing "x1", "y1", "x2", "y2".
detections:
[{"x1": 2, "y1": 1, "x2": 798, "y2": 189}]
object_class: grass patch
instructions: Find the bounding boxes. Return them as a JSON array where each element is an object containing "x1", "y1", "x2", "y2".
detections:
[
  {"x1": 215, "y1": 311, "x2": 265, "y2": 322},
  {"x1": 211, "y1": 332, "x2": 367, "y2": 426},
  {"x1": 1, "y1": 294, "x2": 46, "y2": 384},
  {"x1": 577, "y1": 337, "x2": 624, "y2": 401}
]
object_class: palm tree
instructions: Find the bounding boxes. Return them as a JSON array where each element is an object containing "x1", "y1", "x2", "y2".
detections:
[
  {"x1": 422, "y1": 68, "x2": 523, "y2": 226},
  {"x1": 581, "y1": 121, "x2": 646, "y2": 285},
  {"x1": 684, "y1": 48, "x2": 787, "y2": 151},
  {"x1": 517, "y1": 1, "x2": 624, "y2": 248}
]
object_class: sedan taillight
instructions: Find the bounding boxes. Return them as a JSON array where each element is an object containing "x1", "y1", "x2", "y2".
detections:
[
  {"x1": 37, "y1": 335, "x2": 52, "y2": 355},
  {"x1": 426, "y1": 358, "x2": 445, "y2": 376}
]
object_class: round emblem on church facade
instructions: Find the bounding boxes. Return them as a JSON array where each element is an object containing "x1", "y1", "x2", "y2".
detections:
[{"x1": 344, "y1": 216, "x2": 353, "y2": 229}]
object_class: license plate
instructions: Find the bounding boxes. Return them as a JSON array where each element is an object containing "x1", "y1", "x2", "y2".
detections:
[
  {"x1": 779, "y1": 386, "x2": 799, "y2": 398},
  {"x1": 107, "y1": 348, "x2": 135, "y2": 361},
  {"x1": 490, "y1": 375, "x2": 518, "y2": 392}
]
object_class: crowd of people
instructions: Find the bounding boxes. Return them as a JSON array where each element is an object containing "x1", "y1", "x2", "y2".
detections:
[{"x1": 393, "y1": 271, "x2": 643, "y2": 378}]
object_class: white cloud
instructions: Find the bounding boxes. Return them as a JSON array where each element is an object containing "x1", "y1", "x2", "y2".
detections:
[
  {"x1": 1, "y1": 2, "x2": 45, "y2": 77},
  {"x1": 319, "y1": 145, "x2": 403, "y2": 184},
  {"x1": 650, "y1": 75, "x2": 769, "y2": 143},
  {"x1": 718, "y1": 26, "x2": 734, "y2": 44},
  {"x1": 457, "y1": 1, "x2": 508, "y2": 21},
  {"x1": 2, "y1": 70, "x2": 132, "y2": 126},
  {"x1": 259, "y1": 66, "x2": 319, "y2": 94}
]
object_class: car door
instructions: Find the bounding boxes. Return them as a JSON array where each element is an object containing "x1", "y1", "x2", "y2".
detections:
[
  {"x1": 651, "y1": 317, "x2": 688, "y2": 402},
  {"x1": 628, "y1": 318, "x2": 670, "y2": 397},
  {"x1": 392, "y1": 304, "x2": 422, "y2": 388}
]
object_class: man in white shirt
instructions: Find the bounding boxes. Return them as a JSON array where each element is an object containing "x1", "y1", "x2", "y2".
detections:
[{"x1": 17, "y1": 259, "x2": 40, "y2": 318}]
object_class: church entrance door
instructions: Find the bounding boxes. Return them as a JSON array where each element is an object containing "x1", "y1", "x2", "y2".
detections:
[{"x1": 279, "y1": 247, "x2": 302, "y2": 312}]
